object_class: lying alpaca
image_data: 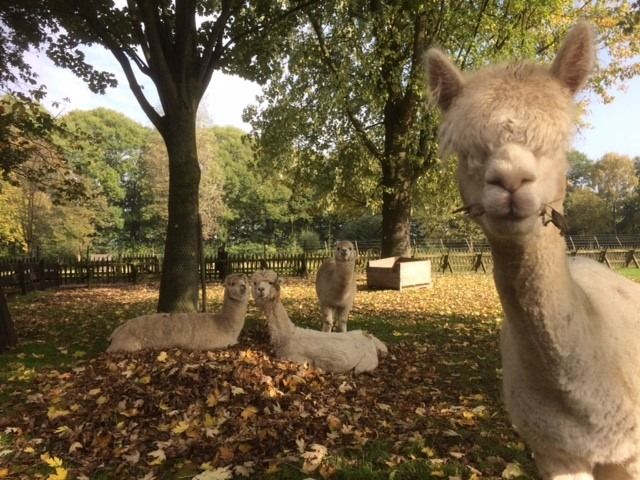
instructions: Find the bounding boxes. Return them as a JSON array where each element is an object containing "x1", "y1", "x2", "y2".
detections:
[
  {"x1": 251, "y1": 269, "x2": 387, "y2": 373},
  {"x1": 315, "y1": 240, "x2": 357, "y2": 332},
  {"x1": 426, "y1": 23, "x2": 640, "y2": 479},
  {"x1": 107, "y1": 273, "x2": 249, "y2": 352}
]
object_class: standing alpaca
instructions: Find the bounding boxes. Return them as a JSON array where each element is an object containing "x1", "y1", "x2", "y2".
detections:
[
  {"x1": 426, "y1": 23, "x2": 640, "y2": 479},
  {"x1": 107, "y1": 273, "x2": 249, "y2": 352},
  {"x1": 315, "y1": 240, "x2": 357, "y2": 332},
  {"x1": 251, "y1": 269, "x2": 387, "y2": 373}
]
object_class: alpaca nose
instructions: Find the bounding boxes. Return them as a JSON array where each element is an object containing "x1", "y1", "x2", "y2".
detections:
[{"x1": 485, "y1": 144, "x2": 536, "y2": 193}]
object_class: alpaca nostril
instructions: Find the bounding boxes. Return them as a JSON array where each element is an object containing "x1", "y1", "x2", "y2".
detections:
[{"x1": 486, "y1": 175, "x2": 534, "y2": 193}]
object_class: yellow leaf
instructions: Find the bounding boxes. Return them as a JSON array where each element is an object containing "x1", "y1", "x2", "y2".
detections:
[
  {"x1": 193, "y1": 466, "x2": 233, "y2": 480},
  {"x1": 23, "y1": 446, "x2": 35, "y2": 453},
  {"x1": 502, "y1": 462, "x2": 525, "y2": 479},
  {"x1": 96, "y1": 396, "x2": 108, "y2": 406},
  {"x1": 47, "y1": 406, "x2": 70, "y2": 420},
  {"x1": 204, "y1": 413, "x2": 215, "y2": 427},
  {"x1": 47, "y1": 467, "x2": 68, "y2": 480},
  {"x1": 156, "y1": 351, "x2": 168, "y2": 362},
  {"x1": 431, "y1": 470, "x2": 446, "y2": 478},
  {"x1": 171, "y1": 420, "x2": 190, "y2": 434},
  {"x1": 240, "y1": 405, "x2": 258, "y2": 421},
  {"x1": 0, "y1": 468, "x2": 8, "y2": 478},
  {"x1": 54, "y1": 426, "x2": 72, "y2": 437},
  {"x1": 421, "y1": 446, "x2": 435, "y2": 457},
  {"x1": 88, "y1": 388, "x2": 101, "y2": 396},
  {"x1": 40, "y1": 452, "x2": 63, "y2": 467}
]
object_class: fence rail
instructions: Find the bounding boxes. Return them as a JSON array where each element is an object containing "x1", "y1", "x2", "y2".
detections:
[{"x1": 1, "y1": 246, "x2": 638, "y2": 295}]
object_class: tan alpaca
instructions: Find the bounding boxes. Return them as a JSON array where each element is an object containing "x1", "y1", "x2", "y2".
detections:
[
  {"x1": 107, "y1": 273, "x2": 249, "y2": 352},
  {"x1": 315, "y1": 240, "x2": 357, "y2": 332},
  {"x1": 426, "y1": 23, "x2": 640, "y2": 479},
  {"x1": 251, "y1": 269, "x2": 387, "y2": 373}
]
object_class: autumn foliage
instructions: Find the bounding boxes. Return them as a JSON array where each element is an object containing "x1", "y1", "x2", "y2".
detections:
[{"x1": 0, "y1": 276, "x2": 539, "y2": 479}]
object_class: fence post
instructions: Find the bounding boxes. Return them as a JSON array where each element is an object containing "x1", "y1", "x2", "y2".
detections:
[
  {"x1": 37, "y1": 259, "x2": 45, "y2": 290},
  {"x1": 597, "y1": 249, "x2": 611, "y2": 269},
  {"x1": 472, "y1": 252, "x2": 486, "y2": 273},
  {"x1": 17, "y1": 260, "x2": 27, "y2": 295},
  {"x1": 0, "y1": 289, "x2": 17, "y2": 352},
  {"x1": 131, "y1": 264, "x2": 138, "y2": 285}
]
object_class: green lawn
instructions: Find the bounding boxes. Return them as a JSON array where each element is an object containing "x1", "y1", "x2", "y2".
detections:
[
  {"x1": 0, "y1": 276, "x2": 534, "y2": 479},
  {"x1": 617, "y1": 267, "x2": 640, "y2": 282}
]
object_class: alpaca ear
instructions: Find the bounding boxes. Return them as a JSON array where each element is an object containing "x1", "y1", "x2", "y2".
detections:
[
  {"x1": 424, "y1": 48, "x2": 464, "y2": 112},
  {"x1": 551, "y1": 21, "x2": 595, "y2": 94}
]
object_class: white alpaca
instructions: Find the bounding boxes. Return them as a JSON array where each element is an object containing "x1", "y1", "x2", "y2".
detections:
[
  {"x1": 426, "y1": 23, "x2": 640, "y2": 479},
  {"x1": 107, "y1": 273, "x2": 249, "y2": 352},
  {"x1": 315, "y1": 240, "x2": 357, "y2": 332},
  {"x1": 251, "y1": 269, "x2": 387, "y2": 373}
]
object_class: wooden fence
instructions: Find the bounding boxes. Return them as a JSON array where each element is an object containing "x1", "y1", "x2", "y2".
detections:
[{"x1": 0, "y1": 248, "x2": 638, "y2": 295}]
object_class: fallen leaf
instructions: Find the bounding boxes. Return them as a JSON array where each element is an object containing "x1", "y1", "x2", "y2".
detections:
[
  {"x1": 502, "y1": 462, "x2": 525, "y2": 479},
  {"x1": 192, "y1": 466, "x2": 233, "y2": 480},
  {"x1": 156, "y1": 351, "x2": 168, "y2": 362},
  {"x1": 40, "y1": 452, "x2": 63, "y2": 467},
  {"x1": 47, "y1": 467, "x2": 68, "y2": 480},
  {"x1": 147, "y1": 448, "x2": 166, "y2": 465}
]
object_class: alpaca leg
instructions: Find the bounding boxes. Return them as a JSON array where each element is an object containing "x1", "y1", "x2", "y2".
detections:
[
  {"x1": 321, "y1": 306, "x2": 334, "y2": 332},
  {"x1": 535, "y1": 453, "x2": 594, "y2": 480},
  {"x1": 336, "y1": 307, "x2": 349, "y2": 332}
]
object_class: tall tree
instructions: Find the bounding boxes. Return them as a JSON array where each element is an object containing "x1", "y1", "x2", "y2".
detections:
[
  {"x1": 249, "y1": 1, "x2": 640, "y2": 256},
  {"x1": 6, "y1": 0, "x2": 316, "y2": 311},
  {"x1": 58, "y1": 108, "x2": 150, "y2": 249},
  {"x1": 593, "y1": 153, "x2": 639, "y2": 233},
  {"x1": 567, "y1": 150, "x2": 594, "y2": 191}
]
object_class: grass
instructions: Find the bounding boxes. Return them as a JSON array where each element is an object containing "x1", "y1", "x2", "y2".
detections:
[
  {"x1": 4, "y1": 269, "x2": 637, "y2": 479},
  {"x1": 616, "y1": 266, "x2": 640, "y2": 281}
]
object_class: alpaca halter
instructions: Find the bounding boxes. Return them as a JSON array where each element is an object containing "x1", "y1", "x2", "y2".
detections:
[{"x1": 452, "y1": 202, "x2": 568, "y2": 235}]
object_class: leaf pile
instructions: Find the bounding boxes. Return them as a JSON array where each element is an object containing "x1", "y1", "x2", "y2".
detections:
[{"x1": 0, "y1": 275, "x2": 537, "y2": 479}]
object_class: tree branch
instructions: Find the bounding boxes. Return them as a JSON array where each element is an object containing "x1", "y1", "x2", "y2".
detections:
[
  {"x1": 309, "y1": 15, "x2": 383, "y2": 161},
  {"x1": 174, "y1": 0, "x2": 197, "y2": 89},
  {"x1": 136, "y1": 0, "x2": 179, "y2": 106},
  {"x1": 198, "y1": 0, "x2": 235, "y2": 90},
  {"x1": 72, "y1": 4, "x2": 164, "y2": 130}
]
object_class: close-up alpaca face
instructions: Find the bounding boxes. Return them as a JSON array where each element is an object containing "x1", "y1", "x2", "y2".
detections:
[
  {"x1": 335, "y1": 240, "x2": 356, "y2": 261},
  {"x1": 449, "y1": 72, "x2": 572, "y2": 239},
  {"x1": 250, "y1": 270, "x2": 279, "y2": 304},
  {"x1": 225, "y1": 273, "x2": 248, "y2": 301},
  {"x1": 426, "y1": 23, "x2": 594, "y2": 240}
]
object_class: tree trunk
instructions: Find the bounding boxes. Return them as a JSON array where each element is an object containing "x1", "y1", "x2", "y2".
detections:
[
  {"x1": 381, "y1": 174, "x2": 413, "y2": 258},
  {"x1": 381, "y1": 101, "x2": 415, "y2": 258},
  {"x1": 157, "y1": 110, "x2": 202, "y2": 313}
]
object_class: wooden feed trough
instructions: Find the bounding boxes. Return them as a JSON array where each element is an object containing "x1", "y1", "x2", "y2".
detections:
[{"x1": 366, "y1": 257, "x2": 432, "y2": 291}]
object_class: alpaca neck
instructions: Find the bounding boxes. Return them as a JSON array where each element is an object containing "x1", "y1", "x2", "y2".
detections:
[
  {"x1": 262, "y1": 296, "x2": 296, "y2": 349},
  {"x1": 490, "y1": 225, "x2": 590, "y2": 371},
  {"x1": 216, "y1": 294, "x2": 248, "y2": 334},
  {"x1": 334, "y1": 260, "x2": 355, "y2": 284}
]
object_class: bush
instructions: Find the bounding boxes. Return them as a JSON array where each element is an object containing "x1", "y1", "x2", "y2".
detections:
[
  {"x1": 227, "y1": 242, "x2": 278, "y2": 256},
  {"x1": 298, "y1": 230, "x2": 322, "y2": 252}
]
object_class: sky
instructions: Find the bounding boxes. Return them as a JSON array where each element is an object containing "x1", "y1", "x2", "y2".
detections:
[{"x1": 27, "y1": 45, "x2": 640, "y2": 161}]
